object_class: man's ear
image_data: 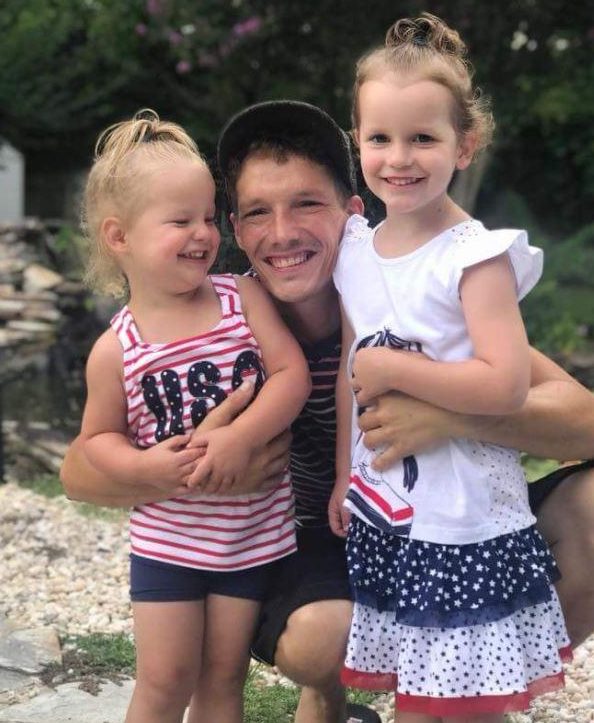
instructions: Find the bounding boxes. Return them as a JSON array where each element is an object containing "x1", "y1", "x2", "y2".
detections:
[
  {"x1": 346, "y1": 195, "x2": 365, "y2": 216},
  {"x1": 456, "y1": 132, "x2": 478, "y2": 171},
  {"x1": 230, "y1": 212, "x2": 244, "y2": 250},
  {"x1": 101, "y1": 217, "x2": 127, "y2": 255}
]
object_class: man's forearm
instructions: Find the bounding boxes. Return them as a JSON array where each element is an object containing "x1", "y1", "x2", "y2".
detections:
[
  {"x1": 450, "y1": 379, "x2": 594, "y2": 462},
  {"x1": 60, "y1": 437, "x2": 170, "y2": 508}
]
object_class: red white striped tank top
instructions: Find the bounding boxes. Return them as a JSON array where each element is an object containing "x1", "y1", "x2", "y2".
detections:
[{"x1": 110, "y1": 274, "x2": 296, "y2": 571}]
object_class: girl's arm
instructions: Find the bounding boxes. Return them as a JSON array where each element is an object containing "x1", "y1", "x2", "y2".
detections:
[
  {"x1": 329, "y1": 305, "x2": 356, "y2": 537},
  {"x1": 61, "y1": 384, "x2": 290, "y2": 506},
  {"x1": 188, "y1": 276, "x2": 311, "y2": 491},
  {"x1": 357, "y1": 348, "x2": 594, "y2": 470},
  {"x1": 353, "y1": 254, "x2": 531, "y2": 415},
  {"x1": 80, "y1": 330, "x2": 198, "y2": 492}
]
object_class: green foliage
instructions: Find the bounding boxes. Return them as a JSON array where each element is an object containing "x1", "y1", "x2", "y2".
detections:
[
  {"x1": 480, "y1": 190, "x2": 592, "y2": 355},
  {"x1": 67, "y1": 632, "x2": 136, "y2": 673},
  {"x1": 523, "y1": 456, "x2": 558, "y2": 483},
  {"x1": 2, "y1": 0, "x2": 593, "y2": 231},
  {"x1": 521, "y1": 221, "x2": 594, "y2": 355},
  {"x1": 244, "y1": 665, "x2": 378, "y2": 722},
  {"x1": 49, "y1": 223, "x2": 89, "y2": 278},
  {"x1": 16, "y1": 473, "x2": 127, "y2": 521},
  {"x1": 521, "y1": 280, "x2": 583, "y2": 356},
  {"x1": 18, "y1": 472, "x2": 64, "y2": 498},
  {"x1": 244, "y1": 667, "x2": 300, "y2": 722}
]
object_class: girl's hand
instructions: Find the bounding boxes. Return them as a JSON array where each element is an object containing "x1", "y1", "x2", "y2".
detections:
[
  {"x1": 138, "y1": 434, "x2": 204, "y2": 492},
  {"x1": 328, "y1": 480, "x2": 351, "y2": 538},
  {"x1": 186, "y1": 427, "x2": 253, "y2": 493},
  {"x1": 352, "y1": 347, "x2": 399, "y2": 405}
]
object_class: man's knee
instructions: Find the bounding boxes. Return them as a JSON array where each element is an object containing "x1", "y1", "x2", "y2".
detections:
[
  {"x1": 537, "y1": 468, "x2": 594, "y2": 558},
  {"x1": 275, "y1": 599, "x2": 353, "y2": 687}
]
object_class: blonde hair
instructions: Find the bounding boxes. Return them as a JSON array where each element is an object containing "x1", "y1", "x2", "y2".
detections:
[
  {"x1": 82, "y1": 108, "x2": 206, "y2": 297},
  {"x1": 352, "y1": 13, "x2": 494, "y2": 153}
]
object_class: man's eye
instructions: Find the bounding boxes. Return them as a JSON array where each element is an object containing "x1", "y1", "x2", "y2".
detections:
[
  {"x1": 297, "y1": 199, "x2": 321, "y2": 208},
  {"x1": 242, "y1": 208, "x2": 266, "y2": 220}
]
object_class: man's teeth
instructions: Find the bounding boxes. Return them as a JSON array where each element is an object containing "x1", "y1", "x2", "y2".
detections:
[{"x1": 269, "y1": 252, "x2": 310, "y2": 269}]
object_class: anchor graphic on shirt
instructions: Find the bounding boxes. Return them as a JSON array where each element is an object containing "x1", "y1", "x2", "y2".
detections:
[
  {"x1": 349, "y1": 458, "x2": 414, "y2": 536},
  {"x1": 355, "y1": 327, "x2": 420, "y2": 493}
]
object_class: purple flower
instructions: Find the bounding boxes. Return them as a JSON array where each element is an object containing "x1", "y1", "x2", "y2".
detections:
[
  {"x1": 176, "y1": 59, "x2": 192, "y2": 74},
  {"x1": 146, "y1": 0, "x2": 162, "y2": 16},
  {"x1": 232, "y1": 16, "x2": 262, "y2": 38},
  {"x1": 168, "y1": 30, "x2": 183, "y2": 46},
  {"x1": 135, "y1": 23, "x2": 148, "y2": 36}
]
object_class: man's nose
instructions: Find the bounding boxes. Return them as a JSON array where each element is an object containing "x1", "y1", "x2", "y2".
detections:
[{"x1": 271, "y1": 209, "x2": 297, "y2": 244}]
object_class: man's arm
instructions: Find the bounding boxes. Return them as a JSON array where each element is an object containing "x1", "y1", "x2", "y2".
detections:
[
  {"x1": 359, "y1": 347, "x2": 594, "y2": 471},
  {"x1": 60, "y1": 437, "x2": 172, "y2": 507},
  {"x1": 60, "y1": 383, "x2": 290, "y2": 507}
]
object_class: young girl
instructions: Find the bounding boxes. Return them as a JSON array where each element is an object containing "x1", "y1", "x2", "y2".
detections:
[
  {"x1": 78, "y1": 110, "x2": 310, "y2": 723},
  {"x1": 330, "y1": 14, "x2": 571, "y2": 722}
]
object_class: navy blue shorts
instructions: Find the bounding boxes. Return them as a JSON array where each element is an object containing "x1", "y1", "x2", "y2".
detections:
[
  {"x1": 251, "y1": 525, "x2": 351, "y2": 665},
  {"x1": 528, "y1": 459, "x2": 594, "y2": 514},
  {"x1": 129, "y1": 554, "x2": 277, "y2": 603}
]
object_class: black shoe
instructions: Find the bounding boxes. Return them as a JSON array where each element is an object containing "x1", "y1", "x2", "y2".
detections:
[{"x1": 346, "y1": 702, "x2": 382, "y2": 723}]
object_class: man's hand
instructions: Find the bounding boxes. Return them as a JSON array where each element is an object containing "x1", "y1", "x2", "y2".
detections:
[
  {"x1": 187, "y1": 427, "x2": 252, "y2": 492},
  {"x1": 328, "y1": 480, "x2": 351, "y2": 538},
  {"x1": 137, "y1": 434, "x2": 202, "y2": 493},
  {"x1": 358, "y1": 391, "x2": 453, "y2": 471},
  {"x1": 187, "y1": 381, "x2": 291, "y2": 494}
]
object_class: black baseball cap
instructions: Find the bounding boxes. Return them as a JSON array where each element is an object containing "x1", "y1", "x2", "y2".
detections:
[{"x1": 217, "y1": 100, "x2": 357, "y2": 195}]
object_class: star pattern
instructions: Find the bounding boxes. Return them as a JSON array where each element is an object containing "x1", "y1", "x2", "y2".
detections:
[{"x1": 343, "y1": 516, "x2": 570, "y2": 713}]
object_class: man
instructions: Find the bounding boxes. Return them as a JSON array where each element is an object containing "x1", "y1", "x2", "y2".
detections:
[{"x1": 61, "y1": 101, "x2": 594, "y2": 723}]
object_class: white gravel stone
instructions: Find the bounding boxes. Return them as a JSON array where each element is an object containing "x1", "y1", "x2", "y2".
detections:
[
  {"x1": 0, "y1": 482, "x2": 131, "y2": 638},
  {"x1": 1, "y1": 482, "x2": 593, "y2": 721}
]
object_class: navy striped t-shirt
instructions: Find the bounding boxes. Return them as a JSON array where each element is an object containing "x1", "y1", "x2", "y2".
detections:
[{"x1": 291, "y1": 330, "x2": 341, "y2": 527}]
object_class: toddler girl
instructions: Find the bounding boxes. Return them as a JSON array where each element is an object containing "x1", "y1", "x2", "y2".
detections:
[
  {"x1": 79, "y1": 109, "x2": 310, "y2": 723},
  {"x1": 331, "y1": 14, "x2": 570, "y2": 722}
]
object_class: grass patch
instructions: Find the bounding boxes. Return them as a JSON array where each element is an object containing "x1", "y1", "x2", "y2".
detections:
[
  {"x1": 40, "y1": 633, "x2": 136, "y2": 693},
  {"x1": 17, "y1": 472, "x2": 64, "y2": 498},
  {"x1": 244, "y1": 664, "x2": 379, "y2": 722},
  {"x1": 69, "y1": 633, "x2": 136, "y2": 673},
  {"x1": 40, "y1": 636, "x2": 380, "y2": 721},
  {"x1": 244, "y1": 665, "x2": 300, "y2": 722},
  {"x1": 15, "y1": 472, "x2": 127, "y2": 521},
  {"x1": 522, "y1": 456, "x2": 559, "y2": 483}
]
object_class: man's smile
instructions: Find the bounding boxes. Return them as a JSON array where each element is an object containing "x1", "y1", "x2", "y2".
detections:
[{"x1": 266, "y1": 251, "x2": 315, "y2": 269}]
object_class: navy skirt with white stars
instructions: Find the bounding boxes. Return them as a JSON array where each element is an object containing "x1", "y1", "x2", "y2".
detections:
[{"x1": 341, "y1": 516, "x2": 571, "y2": 716}]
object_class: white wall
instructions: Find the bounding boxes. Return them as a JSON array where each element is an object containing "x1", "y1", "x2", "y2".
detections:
[{"x1": 0, "y1": 141, "x2": 25, "y2": 222}]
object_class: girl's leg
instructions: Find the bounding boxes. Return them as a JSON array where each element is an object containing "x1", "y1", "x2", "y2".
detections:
[
  {"x1": 189, "y1": 594, "x2": 261, "y2": 723},
  {"x1": 125, "y1": 600, "x2": 204, "y2": 723}
]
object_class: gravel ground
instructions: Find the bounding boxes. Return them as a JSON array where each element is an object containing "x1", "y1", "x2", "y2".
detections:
[{"x1": 1, "y1": 481, "x2": 592, "y2": 721}]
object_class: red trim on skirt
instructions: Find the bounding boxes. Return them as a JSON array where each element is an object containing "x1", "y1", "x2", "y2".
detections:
[{"x1": 341, "y1": 645, "x2": 572, "y2": 715}]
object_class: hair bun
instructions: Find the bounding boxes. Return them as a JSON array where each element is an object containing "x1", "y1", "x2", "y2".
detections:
[{"x1": 385, "y1": 13, "x2": 466, "y2": 59}]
